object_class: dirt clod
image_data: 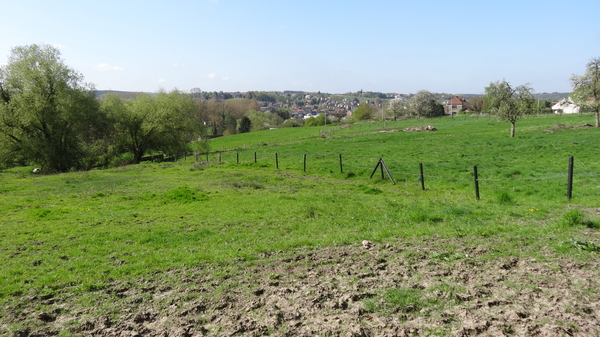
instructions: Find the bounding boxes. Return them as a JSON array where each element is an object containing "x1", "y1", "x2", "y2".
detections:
[{"x1": 361, "y1": 240, "x2": 374, "y2": 249}]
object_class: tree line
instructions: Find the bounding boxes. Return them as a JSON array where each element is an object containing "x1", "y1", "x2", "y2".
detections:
[{"x1": 0, "y1": 44, "x2": 206, "y2": 172}]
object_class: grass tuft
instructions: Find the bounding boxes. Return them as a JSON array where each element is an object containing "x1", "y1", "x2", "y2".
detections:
[
  {"x1": 163, "y1": 186, "x2": 207, "y2": 203},
  {"x1": 497, "y1": 191, "x2": 515, "y2": 205},
  {"x1": 561, "y1": 210, "x2": 597, "y2": 228}
]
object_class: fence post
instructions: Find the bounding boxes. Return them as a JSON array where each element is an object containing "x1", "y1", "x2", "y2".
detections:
[
  {"x1": 254, "y1": 152, "x2": 257, "y2": 163},
  {"x1": 218, "y1": 151, "x2": 221, "y2": 164},
  {"x1": 206, "y1": 153, "x2": 209, "y2": 163},
  {"x1": 276, "y1": 153, "x2": 279, "y2": 169},
  {"x1": 567, "y1": 156, "x2": 574, "y2": 200},
  {"x1": 339, "y1": 154, "x2": 343, "y2": 174},
  {"x1": 474, "y1": 165, "x2": 480, "y2": 200},
  {"x1": 419, "y1": 163, "x2": 425, "y2": 191},
  {"x1": 303, "y1": 154, "x2": 307, "y2": 172},
  {"x1": 236, "y1": 152, "x2": 239, "y2": 164}
]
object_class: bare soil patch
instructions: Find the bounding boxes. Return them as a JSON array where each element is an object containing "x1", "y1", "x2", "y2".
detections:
[{"x1": 3, "y1": 236, "x2": 600, "y2": 336}]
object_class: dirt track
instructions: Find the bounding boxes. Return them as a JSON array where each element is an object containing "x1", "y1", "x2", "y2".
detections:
[{"x1": 3, "y1": 236, "x2": 600, "y2": 336}]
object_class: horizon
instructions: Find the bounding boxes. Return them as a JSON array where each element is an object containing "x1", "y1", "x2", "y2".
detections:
[
  {"x1": 2, "y1": 0, "x2": 599, "y2": 94},
  {"x1": 94, "y1": 88, "x2": 572, "y2": 96}
]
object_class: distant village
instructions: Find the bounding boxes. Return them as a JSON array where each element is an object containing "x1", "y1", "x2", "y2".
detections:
[
  {"x1": 95, "y1": 89, "x2": 576, "y2": 139},
  {"x1": 189, "y1": 90, "x2": 572, "y2": 120}
]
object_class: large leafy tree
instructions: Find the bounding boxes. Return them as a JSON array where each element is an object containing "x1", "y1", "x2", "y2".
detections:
[
  {"x1": 101, "y1": 90, "x2": 203, "y2": 164},
  {"x1": 483, "y1": 80, "x2": 535, "y2": 138},
  {"x1": 408, "y1": 90, "x2": 443, "y2": 118},
  {"x1": 570, "y1": 57, "x2": 600, "y2": 127},
  {"x1": 0, "y1": 44, "x2": 106, "y2": 172},
  {"x1": 351, "y1": 103, "x2": 374, "y2": 121}
]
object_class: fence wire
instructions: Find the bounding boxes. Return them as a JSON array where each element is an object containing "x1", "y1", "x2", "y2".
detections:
[{"x1": 197, "y1": 151, "x2": 597, "y2": 199}]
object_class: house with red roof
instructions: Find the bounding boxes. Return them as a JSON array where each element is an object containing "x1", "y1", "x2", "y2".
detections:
[{"x1": 444, "y1": 96, "x2": 468, "y2": 116}]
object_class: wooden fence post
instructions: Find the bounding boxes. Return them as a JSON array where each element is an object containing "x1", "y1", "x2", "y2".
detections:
[
  {"x1": 339, "y1": 154, "x2": 343, "y2": 174},
  {"x1": 419, "y1": 163, "x2": 425, "y2": 191},
  {"x1": 474, "y1": 165, "x2": 480, "y2": 200},
  {"x1": 567, "y1": 156, "x2": 574, "y2": 200},
  {"x1": 303, "y1": 154, "x2": 307, "y2": 172}
]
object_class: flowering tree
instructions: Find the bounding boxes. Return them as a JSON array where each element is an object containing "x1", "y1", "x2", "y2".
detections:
[
  {"x1": 571, "y1": 57, "x2": 600, "y2": 127},
  {"x1": 483, "y1": 80, "x2": 535, "y2": 138}
]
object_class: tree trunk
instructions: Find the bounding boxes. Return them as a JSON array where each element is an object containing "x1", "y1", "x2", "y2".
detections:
[
  {"x1": 510, "y1": 122, "x2": 515, "y2": 138},
  {"x1": 133, "y1": 149, "x2": 144, "y2": 164}
]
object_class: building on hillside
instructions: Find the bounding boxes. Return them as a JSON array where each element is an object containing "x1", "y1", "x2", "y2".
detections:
[
  {"x1": 552, "y1": 97, "x2": 581, "y2": 114},
  {"x1": 444, "y1": 96, "x2": 468, "y2": 116}
]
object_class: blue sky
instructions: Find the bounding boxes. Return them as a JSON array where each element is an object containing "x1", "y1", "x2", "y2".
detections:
[{"x1": 2, "y1": 0, "x2": 599, "y2": 94}]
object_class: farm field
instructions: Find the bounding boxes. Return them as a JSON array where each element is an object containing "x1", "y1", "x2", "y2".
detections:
[{"x1": 1, "y1": 113, "x2": 599, "y2": 336}]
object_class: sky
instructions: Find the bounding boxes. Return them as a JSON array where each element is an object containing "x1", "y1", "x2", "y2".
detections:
[{"x1": 1, "y1": 0, "x2": 600, "y2": 95}]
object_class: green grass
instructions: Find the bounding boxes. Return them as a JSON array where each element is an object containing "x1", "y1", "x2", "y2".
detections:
[{"x1": 0, "y1": 113, "x2": 599, "y2": 302}]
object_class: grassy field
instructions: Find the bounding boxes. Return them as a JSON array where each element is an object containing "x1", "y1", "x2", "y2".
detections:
[{"x1": 1, "y1": 113, "x2": 599, "y2": 335}]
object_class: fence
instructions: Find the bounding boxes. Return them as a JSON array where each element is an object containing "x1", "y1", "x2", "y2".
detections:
[{"x1": 178, "y1": 149, "x2": 599, "y2": 202}]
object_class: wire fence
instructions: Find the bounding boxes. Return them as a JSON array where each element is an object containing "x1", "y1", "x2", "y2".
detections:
[{"x1": 175, "y1": 149, "x2": 599, "y2": 202}]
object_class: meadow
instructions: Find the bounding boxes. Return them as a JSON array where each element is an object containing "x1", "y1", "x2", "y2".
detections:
[{"x1": 1, "y1": 113, "x2": 599, "y2": 335}]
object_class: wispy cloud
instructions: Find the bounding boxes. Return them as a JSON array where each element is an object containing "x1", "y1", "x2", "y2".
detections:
[
  {"x1": 222, "y1": 76, "x2": 230, "y2": 81},
  {"x1": 207, "y1": 73, "x2": 216, "y2": 79},
  {"x1": 157, "y1": 79, "x2": 165, "y2": 83},
  {"x1": 95, "y1": 63, "x2": 123, "y2": 71},
  {"x1": 173, "y1": 62, "x2": 187, "y2": 68}
]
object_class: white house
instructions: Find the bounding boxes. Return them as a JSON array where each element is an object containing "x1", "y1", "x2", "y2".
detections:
[{"x1": 552, "y1": 98, "x2": 581, "y2": 114}]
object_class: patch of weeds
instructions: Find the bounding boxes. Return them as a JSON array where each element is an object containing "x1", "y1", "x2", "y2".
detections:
[
  {"x1": 408, "y1": 211, "x2": 428, "y2": 223},
  {"x1": 138, "y1": 193, "x2": 157, "y2": 201},
  {"x1": 563, "y1": 238, "x2": 600, "y2": 252},
  {"x1": 345, "y1": 171, "x2": 356, "y2": 178},
  {"x1": 33, "y1": 208, "x2": 52, "y2": 219},
  {"x1": 242, "y1": 162, "x2": 269, "y2": 168},
  {"x1": 358, "y1": 185, "x2": 382, "y2": 195},
  {"x1": 365, "y1": 288, "x2": 429, "y2": 315},
  {"x1": 445, "y1": 206, "x2": 471, "y2": 216},
  {"x1": 429, "y1": 252, "x2": 469, "y2": 262},
  {"x1": 163, "y1": 186, "x2": 207, "y2": 204},
  {"x1": 82, "y1": 283, "x2": 106, "y2": 292},
  {"x1": 497, "y1": 191, "x2": 515, "y2": 205},
  {"x1": 502, "y1": 325, "x2": 516, "y2": 334},
  {"x1": 189, "y1": 164, "x2": 205, "y2": 171},
  {"x1": 561, "y1": 210, "x2": 597, "y2": 228},
  {"x1": 91, "y1": 192, "x2": 106, "y2": 198},
  {"x1": 453, "y1": 224, "x2": 467, "y2": 237},
  {"x1": 232, "y1": 181, "x2": 265, "y2": 190},
  {"x1": 305, "y1": 206, "x2": 319, "y2": 219},
  {"x1": 505, "y1": 170, "x2": 521, "y2": 178}
]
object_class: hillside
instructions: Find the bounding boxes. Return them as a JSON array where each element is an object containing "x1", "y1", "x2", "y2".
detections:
[{"x1": 1, "y1": 113, "x2": 599, "y2": 335}]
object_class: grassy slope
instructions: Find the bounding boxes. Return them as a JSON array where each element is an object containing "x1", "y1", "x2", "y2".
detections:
[{"x1": 1, "y1": 113, "x2": 599, "y2": 302}]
